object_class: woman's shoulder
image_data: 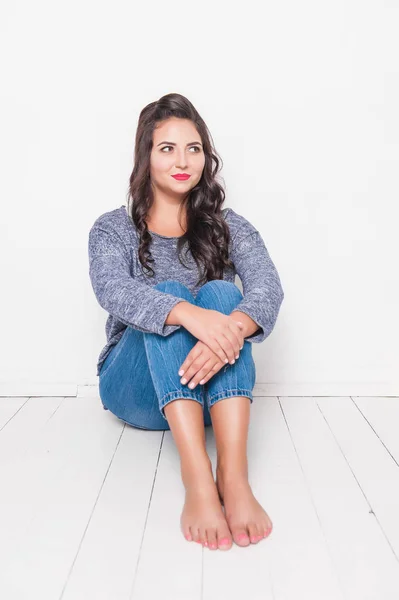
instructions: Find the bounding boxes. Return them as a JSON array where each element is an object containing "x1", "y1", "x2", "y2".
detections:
[
  {"x1": 90, "y1": 205, "x2": 127, "y2": 232},
  {"x1": 223, "y1": 207, "x2": 258, "y2": 245},
  {"x1": 88, "y1": 206, "x2": 135, "y2": 257}
]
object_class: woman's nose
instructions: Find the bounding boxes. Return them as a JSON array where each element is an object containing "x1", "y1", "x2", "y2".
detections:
[{"x1": 175, "y1": 150, "x2": 188, "y2": 168}]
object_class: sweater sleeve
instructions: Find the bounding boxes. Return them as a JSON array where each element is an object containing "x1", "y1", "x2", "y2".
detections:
[
  {"x1": 230, "y1": 230, "x2": 284, "y2": 343},
  {"x1": 88, "y1": 225, "x2": 188, "y2": 336}
]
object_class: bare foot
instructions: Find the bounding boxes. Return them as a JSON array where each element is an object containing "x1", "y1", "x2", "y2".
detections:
[
  {"x1": 216, "y1": 466, "x2": 273, "y2": 547},
  {"x1": 180, "y1": 476, "x2": 233, "y2": 551}
]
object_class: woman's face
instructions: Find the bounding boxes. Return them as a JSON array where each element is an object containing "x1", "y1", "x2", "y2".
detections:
[{"x1": 150, "y1": 117, "x2": 205, "y2": 200}]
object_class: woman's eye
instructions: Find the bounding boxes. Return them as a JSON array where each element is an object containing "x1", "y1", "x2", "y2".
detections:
[{"x1": 161, "y1": 146, "x2": 201, "y2": 153}]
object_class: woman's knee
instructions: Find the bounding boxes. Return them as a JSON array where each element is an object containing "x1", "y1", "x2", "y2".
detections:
[
  {"x1": 153, "y1": 279, "x2": 243, "y2": 313},
  {"x1": 196, "y1": 280, "x2": 243, "y2": 313}
]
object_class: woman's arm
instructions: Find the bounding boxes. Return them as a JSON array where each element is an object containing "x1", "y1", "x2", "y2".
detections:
[
  {"x1": 88, "y1": 225, "x2": 188, "y2": 336},
  {"x1": 229, "y1": 230, "x2": 285, "y2": 343}
]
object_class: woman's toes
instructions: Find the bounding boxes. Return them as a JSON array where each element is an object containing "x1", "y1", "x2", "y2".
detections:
[
  {"x1": 263, "y1": 520, "x2": 273, "y2": 537},
  {"x1": 217, "y1": 534, "x2": 233, "y2": 551},
  {"x1": 248, "y1": 523, "x2": 260, "y2": 544},
  {"x1": 232, "y1": 527, "x2": 250, "y2": 546},
  {"x1": 192, "y1": 529, "x2": 201, "y2": 544},
  {"x1": 264, "y1": 524, "x2": 273, "y2": 537},
  {"x1": 206, "y1": 529, "x2": 218, "y2": 550},
  {"x1": 199, "y1": 530, "x2": 208, "y2": 547}
]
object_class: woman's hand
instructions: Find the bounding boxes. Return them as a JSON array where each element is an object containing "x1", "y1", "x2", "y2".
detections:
[
  {"x1": 178, "y1": 305, "x2": 245, "y2": 365},
  {"x1": 178, "y1": 340, "x2": 232, "y2": 389}
]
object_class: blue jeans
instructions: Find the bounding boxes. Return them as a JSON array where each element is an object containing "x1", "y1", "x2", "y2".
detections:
[{"x1": 98, "y1": 280, "x2": 256, "y2": 431}]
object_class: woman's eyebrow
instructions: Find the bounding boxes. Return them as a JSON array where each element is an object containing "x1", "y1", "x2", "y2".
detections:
[{"x1": 156, "y1": 141, "x2": 203, "y2": 147}]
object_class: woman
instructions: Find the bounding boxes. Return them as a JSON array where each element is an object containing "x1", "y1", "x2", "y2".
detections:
[{"x1": 88, "y1": 93, "x2": 284, "y2": 552}]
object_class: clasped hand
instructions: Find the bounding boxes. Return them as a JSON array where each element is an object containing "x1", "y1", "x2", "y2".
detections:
[{"x1": 177, "y1": 307, "x2": 246, "y2": 390}]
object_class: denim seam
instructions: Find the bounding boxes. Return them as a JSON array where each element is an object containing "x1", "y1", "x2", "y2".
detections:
[
  {"x1": 143, "y1": 321, "x2": 206, "y2": 421},
  {"x1": 159, "y1": 390, "x2": 204, "y2": 421},
  {"x1": 99, "y1": 328, "x2": 130, "y2": 380},
  {"x1": 207, "y1": 388, "x2": 253, "y2": 409}
]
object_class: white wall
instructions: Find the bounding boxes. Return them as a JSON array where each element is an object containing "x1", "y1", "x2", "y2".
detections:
[{"x1": 1, "y1": 0, "x2": 398, "y2": 392}]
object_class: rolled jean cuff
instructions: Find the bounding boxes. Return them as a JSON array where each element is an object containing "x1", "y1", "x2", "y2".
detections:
[
  {"x1": 207, "y1": 389, "x2": 254, "y2": 410},
  {"x1": 159, "y1": 389, "x2": 204, "y2": 421}
]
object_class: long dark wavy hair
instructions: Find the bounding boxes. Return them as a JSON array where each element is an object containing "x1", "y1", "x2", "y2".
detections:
[{"x1": 126, "y1": 93, "x2": 235, "y2": 287}]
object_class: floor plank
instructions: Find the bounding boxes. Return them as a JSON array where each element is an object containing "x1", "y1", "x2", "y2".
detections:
[
  {"x1": 0, "y1": 396, "x2": 398, "y2": 600},
  {"x1": 283, "y1": 396, "x2": 399, "y2": 599},
  {"x1": 62, "y1": 416, "x2": 164, "y2": 600}
]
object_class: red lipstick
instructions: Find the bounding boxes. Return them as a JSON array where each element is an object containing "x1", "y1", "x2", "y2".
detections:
[{"x1": 172, "y1": 174, "x2": 191, "y2": 180}]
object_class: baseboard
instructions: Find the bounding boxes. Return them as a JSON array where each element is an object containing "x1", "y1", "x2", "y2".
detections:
[{"x1": 0, "y1": 381, "x2": 397, "y2": 398}]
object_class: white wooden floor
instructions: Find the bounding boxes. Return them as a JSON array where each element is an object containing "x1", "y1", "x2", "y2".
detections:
[{"x1": 1, "y1": 394, "x2": 399, "y2": 600}]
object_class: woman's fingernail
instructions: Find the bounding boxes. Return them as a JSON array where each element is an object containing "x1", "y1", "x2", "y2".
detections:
[
  {"x1": 224, "y1": 358, "x2": 228, "y2": 363},
  {"x1": 200, "y1": 379, "x2": 205, "y2": 384},
  {"x1": 235, "y1": 355, "x2": 239, "y2": 359},
  {"x1": 178, "y1": 370, "x2": 184, "y2": 376},
  {"x1": 181, "y1": 378, "x2": 187, "y2": 384}
]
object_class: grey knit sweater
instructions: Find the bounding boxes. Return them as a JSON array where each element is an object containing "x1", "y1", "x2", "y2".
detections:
[{"x1": 88, "y1": 205, "x2": 284, "y2": 376}]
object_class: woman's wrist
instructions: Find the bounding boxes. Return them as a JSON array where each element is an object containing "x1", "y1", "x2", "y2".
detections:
[
  {"x1": 229, "y1": 310, "x2": 260, "y2": 338},
  {"x1": 166, "y1": 301, "x2": 199, "y2": 327}
]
